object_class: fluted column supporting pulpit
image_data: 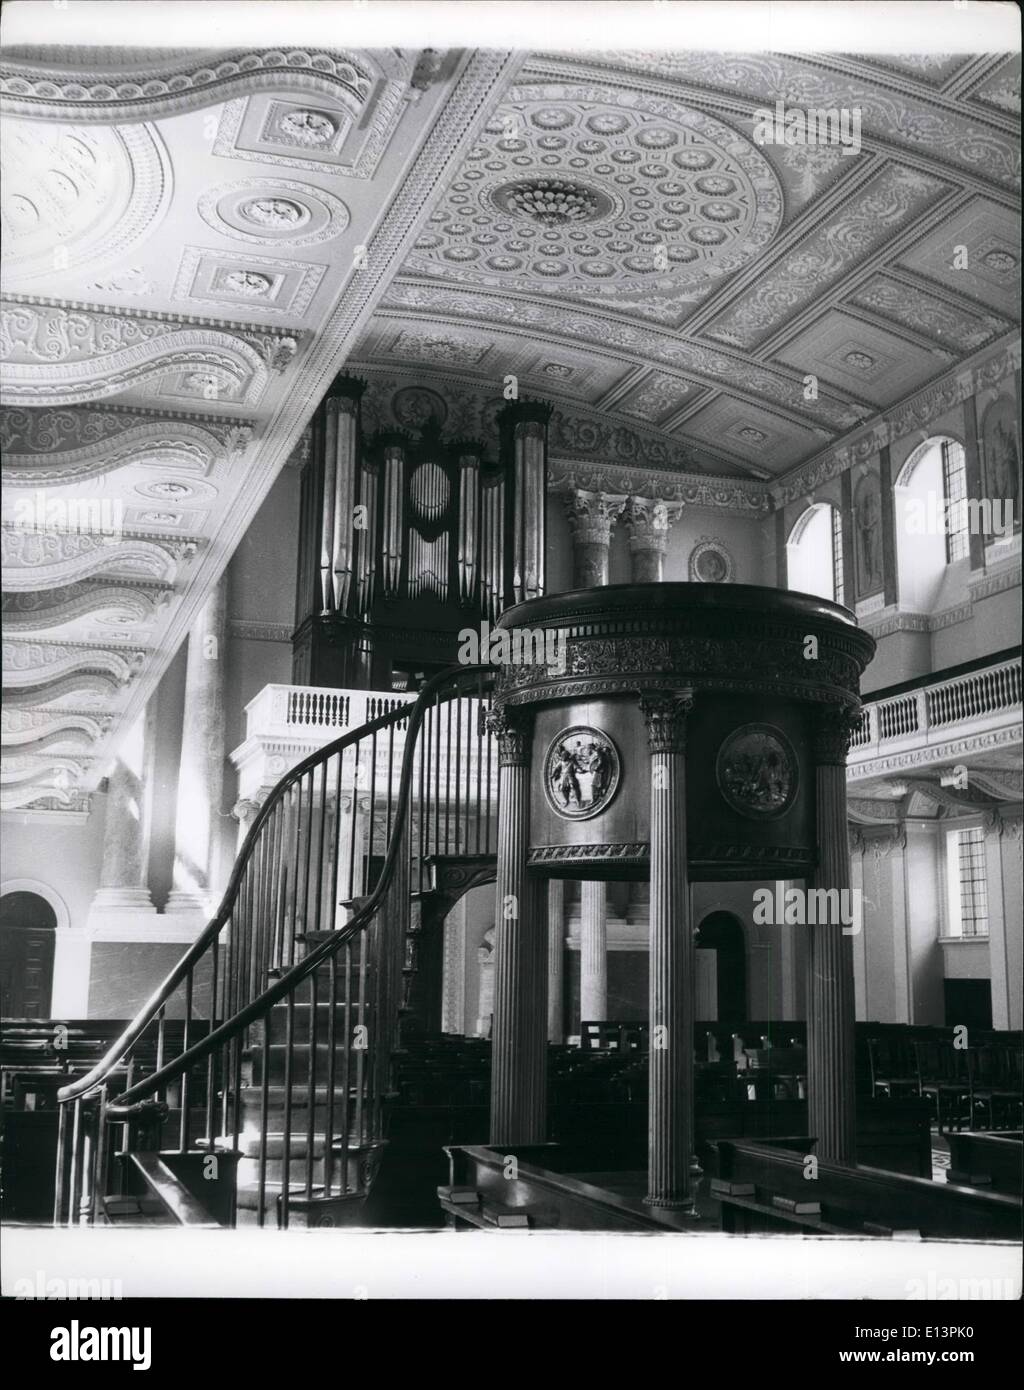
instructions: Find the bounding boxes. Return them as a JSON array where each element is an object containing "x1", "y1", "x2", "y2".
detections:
[
  {"x1": 547, "y1": 879, "x2": 565, "y2": 1045},
  {"x1": 580, "y1": 880, "x2": 608, "y2": 1022},
  {"x1": 488, "y1": 707, "x2": 547, "y2": 1145},
  {"x1": 807, "y1": 707, "x2": 860, "y2": 1163},
  {"x1": 641, "y1": 691, "x2": 697, "y2": 1209}
]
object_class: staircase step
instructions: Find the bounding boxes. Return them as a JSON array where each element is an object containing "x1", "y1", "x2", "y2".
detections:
[
  {"x1": 247, "y1": 1041, "x2": 373, "y2": 1082},
  {"x1": 256, "y1": 1002, "x2": 373, "y2": 1045}
]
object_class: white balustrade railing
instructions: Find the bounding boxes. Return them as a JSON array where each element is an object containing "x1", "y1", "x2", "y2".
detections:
[
  {"x1": 851, "y1": 656, "x2": 1021, "y2": 761},
  {"x1": 243, "y1": 684, "x2": 417, "y2": 741},
  {"x1": 234, "y1": 683, "x2": 496, "y2": 806}
]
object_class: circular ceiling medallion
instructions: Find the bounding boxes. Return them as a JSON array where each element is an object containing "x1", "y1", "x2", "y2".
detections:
[
  {"x1": 544, "y1": 725, "x2": 621, "y2": 821},
  {"x1": 716, "y1": 724, "x2": 798, "y2": 820},
  {"x1": 404, "y1": 83, "x2": 783, "y2": 300},
  {"x1": 0, "y1": 120, "x2": 170, "y2": 287},
  {"x1": 198, "y1": 178, "x2": 350, "y2": 247}
]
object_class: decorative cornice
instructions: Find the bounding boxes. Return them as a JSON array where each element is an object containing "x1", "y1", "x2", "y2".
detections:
[{"x1": 549, "y1": 462, "x2": 769, "y2": 514}]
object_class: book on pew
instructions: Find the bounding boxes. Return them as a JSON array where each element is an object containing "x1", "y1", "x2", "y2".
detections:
[
  {"x1": 862, "y1": 1221, "x2": 921, "y2": 1239},
  {"x1": 437, "y1": 1185, "x2": 480, "y2": 1205},
  {"x1": 771, "y1": 1195, "x2": 821, "y2": 1215},
  {"x1": 946, "y1": 1170, "x2": 993, "y2": 1187},
  {"x1": 480, "y1": 1203, "x2": 529, "y2": 1228},
  {"x1": 710, "y1": 1179, "x2": 756, "y2": 1197}
]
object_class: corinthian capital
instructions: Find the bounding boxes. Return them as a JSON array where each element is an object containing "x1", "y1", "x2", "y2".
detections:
[
  {"x1": 485, "y1": 705, "x2": 533, "y2": 767},
  {"x1": 639, "y1": 690, "x2": 694, "y2": 754},
  {"x1": 563, "y1": 489, "x2": 627, "y2": 546},
  {"x1": 812, "y1": 704, "x2": 862, "y2": 767},
  {"x1": 622, "y1": 495, "x2": 684, "y2": 553}
]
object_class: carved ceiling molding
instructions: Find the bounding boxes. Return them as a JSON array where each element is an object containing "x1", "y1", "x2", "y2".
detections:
[
  {"x1": 2, "y1": 670, "x2": 126, "y2": 709},
  {"x1": 0, "y1": 783, "x2": 92, "y2": 817},
  {"x1": 1, "y1": 707, "x2": 113, "y2": 746},
  {"x1": 3, "y1": 639, "x2": 148, "y2": 685},
  {"x1": 380, "y1": 281, "x2": 867, "y2": 435},
  {"x1": 0, "y1": 47, "x2": 410, "y2": 123},
  {"x1": 1, "y1": 407, "x2": 253, "y2": 484},
  {"x1": 772, "y1": 335, "x2": 1022, "y2": 506},
  {"x1": 533, "y1": 53, "x2": 1021, "y2": 192},
  {"x1": 0, "y1": 298, "x2": 299, "y2": 407},
  {"x1": 1, "y1": 528, "x2": 198, "y2": 590},
  {"x1": 2, "y1": 580, "x2": 172, "y2": 633}
]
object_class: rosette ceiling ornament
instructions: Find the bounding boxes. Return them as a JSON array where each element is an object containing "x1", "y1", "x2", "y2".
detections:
[{"x1": 404, "y1": 83, "x2": 784, "y2": 304}]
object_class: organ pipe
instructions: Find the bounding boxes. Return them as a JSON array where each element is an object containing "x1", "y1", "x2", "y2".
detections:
[
  {"x1": 382, "y1": 443, "x2": 404, "y2": 599},
  {"x1": 458, "y1": 450, "x2": 480, "y2": 605}
]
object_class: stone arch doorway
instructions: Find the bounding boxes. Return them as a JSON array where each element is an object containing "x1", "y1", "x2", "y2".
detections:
[
  {"x1": 0, "y1": 891, "x2": 57, "y2": 1018},
  {"x1": 695, "y1": 910, "x2": 747, "y2": 1023}
]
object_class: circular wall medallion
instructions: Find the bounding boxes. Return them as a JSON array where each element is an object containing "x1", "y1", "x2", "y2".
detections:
[
  {"x1": 391, "y1": 384, "x2": 448, "y2": 432},
  {"x1": 689, "y1": 538, "x2": 733, "y2": 583},
  {"x1": 715, "y1": 724, "x2": 798, "y2": 820},
  {"x1": 543, "y1": 726, "x2": 621, "y2": 820}
]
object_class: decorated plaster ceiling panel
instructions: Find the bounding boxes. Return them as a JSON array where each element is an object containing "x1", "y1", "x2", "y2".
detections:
[
  {"x1": 702, "y1": 164, "x2": 952, "y2": 350},
  {"x1": 896, "y1": 198, "x2": 1022, "y2": 314},
  {"x1": 401, "y1": 79, "x2": 784, "y2": 316},
  {"x1": 773, "y1": 310, "x2": 947, "y2": 407},
  {"x1": 679, "y1": 395, "x2": 824, "y2": 473},
  {"x1": 358, "y1": 315, "x2": 631, "y2": 404},
  {"x1": 844, "y1": 272, "x2": 1011, "y2": 352},
  {"x1": 968, "y1": 54, "x2": 1021, "y2": 118}
]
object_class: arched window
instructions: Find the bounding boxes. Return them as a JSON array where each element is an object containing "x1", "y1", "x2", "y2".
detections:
[
  {"x1": 895, "y1": 435, "x2": 967, "y2": 612},
  {"x1": 786, "y1": 502, "x2": 844, "y2": 603}
]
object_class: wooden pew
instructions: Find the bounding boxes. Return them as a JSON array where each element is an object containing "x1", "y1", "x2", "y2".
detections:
[
  {"x1": 706, "y1": 1137, "x2": 1022, "y2": 1240},
  {"x1": 947, "y1": 1131, "x2": 1023, "y2": 1197}
]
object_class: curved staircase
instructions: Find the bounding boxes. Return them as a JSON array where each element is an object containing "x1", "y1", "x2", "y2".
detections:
[{"x1": 54, "y1": 665, "x2": 497, "y2": 1229}]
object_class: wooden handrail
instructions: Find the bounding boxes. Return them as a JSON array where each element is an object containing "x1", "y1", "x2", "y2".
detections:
[{"x1": 57, "y1": 664, "x2": 493, "y2": 1110}]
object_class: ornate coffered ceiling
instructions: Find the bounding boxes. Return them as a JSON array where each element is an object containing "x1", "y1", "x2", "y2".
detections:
[
  {"x1": 0, "y1": 42, "x2": 518, "y2": 814},
  {"x1": 0, "y1": 38, "x2": 1020, "y2": 815}
]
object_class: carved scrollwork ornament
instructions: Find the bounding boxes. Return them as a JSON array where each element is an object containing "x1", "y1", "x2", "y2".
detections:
[
  {"x1": 485, "y1": 705, "x2": 533, "y2": 766},
  {"x1": 639, "y1": 690, "x2": 694, "y2": 754}
]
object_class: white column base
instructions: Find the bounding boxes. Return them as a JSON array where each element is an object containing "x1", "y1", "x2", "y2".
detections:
[
  {"x1": 88, "y1": 887, "x2": 156, "y2": 914},
  {"x1": 163, "y1": 890, "x2": 215, "y2": 918}
]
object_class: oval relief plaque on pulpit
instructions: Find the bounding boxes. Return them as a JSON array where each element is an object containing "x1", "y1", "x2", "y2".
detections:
[
  {"x1": 715, "y1": 723, "x2": 798, "y2": 820},
  {"x1": 543, "y1": 725, "x2": 621, "y2": 821}
]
